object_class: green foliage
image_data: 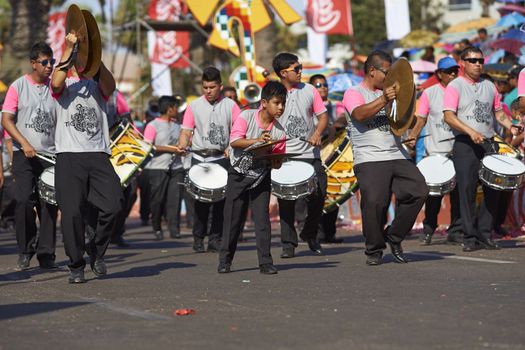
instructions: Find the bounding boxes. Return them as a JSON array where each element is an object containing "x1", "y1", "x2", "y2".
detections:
[{"x1": 351, "y1": 0, "x2": 387, "y2": 54}]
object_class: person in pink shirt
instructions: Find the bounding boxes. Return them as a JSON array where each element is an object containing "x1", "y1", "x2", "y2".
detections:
[{"x1": 443, "y1": 46, "x2": 521, "y2": 252}]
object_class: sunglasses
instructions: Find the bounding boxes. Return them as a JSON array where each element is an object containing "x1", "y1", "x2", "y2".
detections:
[
  {"x1": 463, "y1": 58, "x2": 484, "y2": 65},
  {"x1": 283, "y1": 64, "x2": 303, "y2": 74},
  {"x1": 35, "y1": 58, "x2": 56, "y2": 66},
  {"x1": 442, "y1": 67, "x2": 459, "y2": 75},
  {"x1": 374, "y1": 66, "x2": 388, "y2": 75},
  {"x1": 314, "y1": 82, "x2": 328, "y2": 88}
]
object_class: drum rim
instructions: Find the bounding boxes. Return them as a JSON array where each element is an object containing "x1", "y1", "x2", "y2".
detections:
[{"x1": 481, "y1": 154, "x2": 525, "y2": 176}]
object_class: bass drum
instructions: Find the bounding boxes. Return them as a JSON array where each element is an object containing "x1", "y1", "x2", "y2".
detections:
[{"x1": 320, "y1": 128, "x2": 359, "y2": 213}]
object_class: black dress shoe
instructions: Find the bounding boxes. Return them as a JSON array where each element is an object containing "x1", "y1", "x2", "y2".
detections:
[
  {"x1": 306, "y1": 239, "x2": 324, "y2": 255},
  {"x1": 446, "y1": 235, "x2": 463, "y2": 246},
  {"x1": 217, "y1": 263, "x2": 231, "y2": 274},
  {"x1": 39, "y1": 259, "x2": 59, "y2": 269},
  {"x1": 111, "y1": 236, "x2": 130, "y2": 248},
  {"x1": 153, "y1": 230, "x2": 164, "y2": 241},
  {"x1": 421, "y1": 233, "x2": 432, "y2": 245},
  {"x1": 462, "y1": 243, "x2": 482, "y2": 252},
  {"x1": 17, "y1": 254, "x2": 32, "y2": 270},
  {"x1": 479, "y1": 238, "x2": 500, "y2": 250},
  {"x1": 193, "y1": 239, "x2": 206, "y2": 253},
  {"x1": 207, "y1": 240, "x2": 221, "y2": 253},
  {"x1": 366, "y1": 253, "x2": 383, "y2": 266},
  {"x1": 280, "y1": 247, "x2": 295, "y2": 259},
  {"x1": 68, "y1": 270, "x2": 86, "y2": 284},
  {"x1": 90, "y1": 258, "x2": 107, "y2": 277},
  {"x1": 385, "y1": 237, "x2": 408, "y2": 263},
  {"x1": 170, "y1": 232, "x2": 182, "y2": 239},
  {"x1": 259, "y1": 264, "x2": 278, "y2": 274}
]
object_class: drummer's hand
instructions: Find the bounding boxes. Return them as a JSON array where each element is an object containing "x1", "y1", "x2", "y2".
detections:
[
  {"x1": 21, "y1": 142, "x2": 36, "y2": 158},
  {"x1": 170, "y1": 145, "x2": 186, "y2": 155},
  {"x1": 469, "y1": 130, "x2": 485, "y2": 144},
  {"x1": 65, "y1": 33, "x2": 78, "y2": 49},
  {"x1": 257, "y1": 131, "x2": 271, "y2": 143},
  {"x1": 271, "y1": 158, "x2": 282, "y2": 169},
  {"x1": 383, "y1": 84, "x2": 397, "y2": 103},
  {"x1": 224, "y1": 148, "x2": 230, "y2": 158},
  {"x1": 406, "y1": 134, "x2": 417, "y2": 148},
  {"x1": 308, "y1": 132, "x2": 322, "y2": 147},
  {"x1": 510, "y1": 124, "x2": 523, "y2": 136}
]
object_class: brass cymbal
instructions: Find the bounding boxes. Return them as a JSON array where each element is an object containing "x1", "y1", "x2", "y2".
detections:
[
  {"x1": 384, "y1": 58, "x2": 416, "y2": 136},
  {"x1": 65, "y1": 4, "x2": 89, "y2": 73},
  {"x1": 81, "y1": 9, "x2": 102, "y2": 78},
  {"x1": 243, "y1": 138, "x2": 289, "y2": 152}
]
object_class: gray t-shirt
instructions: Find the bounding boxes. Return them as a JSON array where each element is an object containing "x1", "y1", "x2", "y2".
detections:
[
  {"x1": 342, "y1": 83, "x2": 409, "y2": 165},
  {"x1": 229, "y1": 109, "x2": 286, "y2": 179},
  {"x1": 1, "y1": 75, "x2": 56, "y2": 154},
  {"x1": 443, "y1": 76, "x2": 502, "y2": 139},
  {"x1": 278, "y1": 83, "x2": 327, "y2": 159},
  {"x1": 416, "y1": 84, "x2": 454, "y2": 154},
  {"x1": 53, "y1": 78, "x2": 111, "y2": 154},
  {"x1": 181, "y1": 95, "x2": 240, "y2": 152},
  {"x1": 144, "y1": 118, "x2": 181, "y2": 170}
]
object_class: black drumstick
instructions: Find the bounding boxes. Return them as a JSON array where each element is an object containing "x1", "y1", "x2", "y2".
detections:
[{"x1": 401, "y1": 134, "x2": 430, "y2": 144}]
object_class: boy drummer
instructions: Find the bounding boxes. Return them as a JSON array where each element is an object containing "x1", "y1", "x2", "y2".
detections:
[{"x1": 218, "y1": 81, "x2": 287, "y2": 275}]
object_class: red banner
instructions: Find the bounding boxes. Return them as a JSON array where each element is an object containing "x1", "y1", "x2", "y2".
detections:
[
  {"x1": 306, "y1": 0, "x2": 353, "y2": 36},
  {"x1": 148, "y1": 0, "x2": 189, "y2": 68},
  {"x1": 47, "y1": 11, "x2": 67, "y2": 61}
]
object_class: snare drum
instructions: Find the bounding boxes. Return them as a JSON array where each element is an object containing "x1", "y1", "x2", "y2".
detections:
[
  {"x1": 271, "y1": 161, "x2": 316, "y2": 200},
  {"x1": 38, "y1": 167, "x2": 56, "y2": 205},
  {"x1": 417, "y1": 155, "x2": 456, "y2": 196},
  {"x1": 185, "y1": 163, "x2": 228, "y2": 203},
  {"x1": 479, "y1": 154, "x2": 525, "y2": 191},
  {"x1": 109, "y1": 120, "x2": 153, "y2": 187}
]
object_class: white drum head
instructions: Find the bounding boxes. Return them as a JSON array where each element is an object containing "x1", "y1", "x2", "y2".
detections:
[
  {"x1": 188, "y1": 163, "x2": 227, "y2": 189},
  {"x1": 482, "y1": 154, "x2": 525, "y2": 175},
  {"x1": 417, "y1": 155, "x2": 455, "y2": 184},
  {"x1": 271, "y1": 161, "x2": 315, "y2": 184},
  {"x1": 40, "y1": 167, "x2": 55, "y2": 187}
]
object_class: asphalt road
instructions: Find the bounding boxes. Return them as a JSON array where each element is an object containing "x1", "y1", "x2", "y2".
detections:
[{"x1": 1, "y1": 221, "x2": 524, "y2": 350}]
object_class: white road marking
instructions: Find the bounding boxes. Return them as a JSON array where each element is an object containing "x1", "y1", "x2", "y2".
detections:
[
  {"x1": 81, "y1": 297, "x2": 172, "y2": 321},
  {"x1": 408, "y1": 252, "x2": 517, "y2": 264}
]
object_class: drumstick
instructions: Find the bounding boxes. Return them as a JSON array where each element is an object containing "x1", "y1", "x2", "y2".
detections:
[
  {"x1": 401, "y1": 134, "x2": 430, "y2": 144},
  {"x1": 438, "y1": 137, "x2": 456, "y2": 143},
  {"x1": 36, "y1": 153, "x2": 56, "y2": 165}
]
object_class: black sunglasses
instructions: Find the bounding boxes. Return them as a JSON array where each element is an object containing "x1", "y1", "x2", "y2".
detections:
[
  {"x1": 283, "y1": 64, "x2": 303, "y2": 74},
  {"x1": 35, "y1": 58, "x2": 56, "y2": 66},
  {"x1": 463, "y1": 58, "x2": 484, "y2": 65},
  {"x1": 442, "y1": 67, "x2": 459, "y2": 75},
  {"x1": 314, "y1": 82, "x2": 328, "y2": 88}
]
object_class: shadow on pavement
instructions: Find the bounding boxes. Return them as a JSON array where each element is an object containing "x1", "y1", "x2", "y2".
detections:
[
  {"x1": 103, "y1": 261, "x2": 196, "y2": 279},
  {"x1": 0, "y1": 301, "x2": 90, "y2": 320}
]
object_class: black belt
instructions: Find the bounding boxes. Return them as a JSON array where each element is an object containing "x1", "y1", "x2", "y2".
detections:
[{"x1": 193, "y1": 149, "x2": 224, "y2": 158}]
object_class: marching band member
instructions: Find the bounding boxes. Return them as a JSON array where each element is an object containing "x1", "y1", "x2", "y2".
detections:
[
  {"x1": 343, "y1": 50, "x2": 428, "y2": 265},
  {"x1": 272, "y1": 52, "x2": 328, "y2": 258},
  {"x1": 1, "y1": 42, "x2": 58, "y2": 270},
  {"x1": 176, "y1": 67, "x2": 241, "y2": 253},
  {"x1": 408, "y1": 57, "x2": 463, "y2": 246},
  {"x1": 51, "y1": 33, "x2": 123, "y2": 283},
  {"x1": 218, "y1": 81, "x2": 287, "y2": 274},
  {"x1": 443, "y1": 46, "x2": 520, "y2": 252}
]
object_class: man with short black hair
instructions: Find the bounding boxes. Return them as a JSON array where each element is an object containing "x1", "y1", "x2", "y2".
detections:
[{"x1": 1, "y1": 41, "x2": 58, "y2": 270}]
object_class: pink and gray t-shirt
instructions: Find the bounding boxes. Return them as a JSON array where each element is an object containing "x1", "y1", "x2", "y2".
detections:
[
  {"x1": 278, "y1": 83, "x2": 326, "y2": 159},
  {"x1": 229, "y1": 109, "x2": 286, "y2": 179},
  {"x1": 416, "y1": 83, "x2": 454, "y2": 155},
  {"x1": 1, "y1": 74, "x2": 56, "y2": 154},
  {"x1": 182, "y1": 95, "x2": 240, "y2": 152},
  {"x1": 443, "y1": 76, "x2": 502, "y2": 139},
  {"x1": 343, "y1": 83, "x2": 409, "y2": 166},
  {"x1": 52, "y1": 77, "x2": 111, "y2": 154},
  {"x1": 144, "y1": 118, "x2": 181, "y2": 170}
]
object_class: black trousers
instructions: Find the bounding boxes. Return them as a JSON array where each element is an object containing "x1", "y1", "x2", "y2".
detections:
[
  {"x1": 191, "y1": 157, "x2": 230, "y2": 242},
  {"x1": 220, "y1": 170, "x2": 273, "y2": 266},
  {"x1": 278, "y1": 158, "x2": 327, "y2": 248},
  {"x1": 12, "y1": 151, "x2": 58, "y2": 260},
  {"x1": 147, "y1": 168, "x2": 184, "y2": 235},
  {"x1": 452, "y1": 138, "x2": 502, "y2": 245},
  {"x1": 137, "y1": 171, "x2": 151, "y2": 223},
  {"x1": 354, "y1": 159, "x2": 428, "y2": 256},
  {"x1": 113, "y1": 179, "x2": 137, "y2": 239},
  {"x1": 179, "y1": 171, "x2": 195, "y2": 227},
  {"x1": 319, "y1": 208, "x2": 340, "y2": 240},
  {"x1": 423, "y1": 187, "x2": 462, "y2": 239},
  {"x1": 55, "y1": 152, "x2": 123, "y2": 271}
]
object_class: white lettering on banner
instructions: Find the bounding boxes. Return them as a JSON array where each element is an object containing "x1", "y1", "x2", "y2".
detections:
[
  {"x1": 154, "y1": 0, "x2": 182, "y2": 21},
  {"x1": 155, "y1": 31, "x2": 183, "y2": 65},
  {"x1": 311, "y1": 0, "x2": 341, "y2": 33}
]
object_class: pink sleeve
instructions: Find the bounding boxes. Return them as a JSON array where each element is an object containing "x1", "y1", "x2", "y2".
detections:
[
  {"x1": 143, "y1": 123, "x2": 157, "y2": 143},
  {"x1": 335, "y1": 102, "x2": 345, "y2": 117},
  {"x1": 416, "y1": 91, "x2": 430, "y2": 117},
  {"x1": 312, "y1": 88, "x2": 327, "y2": 115},
  {"x1": 3, "y1": 130, "x2": 10, "y2": 139},
  {"x1": 443, "y1": 85, "x2": 460, "y2": 112},
  {"x1": 493, "y1": 85, "x2": 502, "y2": 111},
  {"x1": 2, "y1": 86, "x2": 19, "y2": 114},
  {"x1": 182, "y1": 105, "x2": 195, "y2": 130},
  {"x1": 342, "y1": 88, "x2": 366, "y2": 116},
  {"x1": 272, "y1": 134, "x2": 286, "y2": 154},
  {"x1": 518, "y1": 69, "x2": 525, "y2": 97},
  {"x1": 231, "y1": 103, "x2": 241, "y2": 126},
  {"x1": 116, "y1": 91, "x2": 130, "y2": 115},
  {"x1": 230, "y1": 115, "x2": 247, "y2": 143}
]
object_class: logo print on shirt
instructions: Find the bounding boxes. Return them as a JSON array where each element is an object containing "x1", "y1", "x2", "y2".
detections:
[
  {"x1": 208, "y1": 122, "x2": 225, "y2": 145},
  {"x1": 70, "y1": 104, "x2": 99, "y2": 137},
  {"x1": 285, "y1": 115, "x2": 308, "y2": 138},
  {"x1": 470, "y1": 100, "x2": 492, "y2": 126},
  {"x1": 366, "y1": 113, "x2": 390, "y2": 132},
  {"x1": 30, "y1": 108, "x2": 53, "y2": 135}
]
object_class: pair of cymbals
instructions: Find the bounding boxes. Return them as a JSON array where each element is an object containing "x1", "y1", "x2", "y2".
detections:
[
  {"x1": 65, "y1": 4, "x2": 101, "y2": 77},
  {"x1": 384, "y1": 58, "x2": 416, "y2": 137}
]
